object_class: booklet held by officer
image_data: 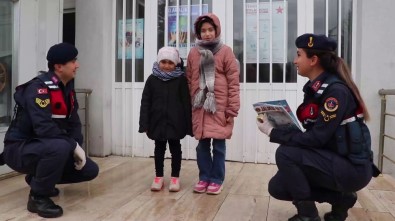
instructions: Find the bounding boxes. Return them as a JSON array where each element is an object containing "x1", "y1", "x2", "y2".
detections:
[{"x1": 253, "y1": 100, "x2": 302, "y2": 131}]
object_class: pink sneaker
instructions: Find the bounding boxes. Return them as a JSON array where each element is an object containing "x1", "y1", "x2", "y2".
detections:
[
  {"x1": 151, "y1": 177, "x2": 164, "y2": 191},
  {"x1": 206, "y1": 183, "x2": 223, "y2": 195},
  {"x1": 169, "y1": 177, "x2": 180, "y2": 192},
  {"x1": 193, "y1": 181, "x2": 209, "y2": 193}
]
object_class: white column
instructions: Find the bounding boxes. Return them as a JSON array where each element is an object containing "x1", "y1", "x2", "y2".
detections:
[
  {"x1": 75, "y1": 0, "x2": 113, "y2": 156},
  {"x1": 357, "y1": 0, "x2": 395, "y2": 173}
]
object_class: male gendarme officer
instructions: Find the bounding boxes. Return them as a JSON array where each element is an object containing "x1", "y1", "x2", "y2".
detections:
[{"x1": 0, "y1": 43, "x2": 99, "y2": 218}]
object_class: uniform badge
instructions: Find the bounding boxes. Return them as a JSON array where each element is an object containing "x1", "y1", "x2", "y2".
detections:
[
  {"x1": 37, "y1": 88, "x2": 48, "y2": 94},
  {"x1": 324, "y1": 97, "x2": 339, "y2": 112},
  {"x1": 35, "y1": 98, "x2": 50, "y2": 108},
  {"x1": 321, "y1": 110, "x2": 336, "y2": 122},
  {"x1": 308, "y1": 36, "x2": 314, "y2": 47}
]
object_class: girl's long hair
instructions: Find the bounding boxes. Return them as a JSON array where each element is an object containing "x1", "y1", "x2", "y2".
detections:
[{"x1": 304, "y1": 49, "x2": 370, "y2": 121}]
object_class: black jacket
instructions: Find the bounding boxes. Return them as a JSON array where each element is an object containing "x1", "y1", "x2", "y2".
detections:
[
  {"x1": 139, "y1": 74, "x2": 193, "y2": 140},
  {"x1": 4, "y1": 71, "x2": 82, "y2": 148}
]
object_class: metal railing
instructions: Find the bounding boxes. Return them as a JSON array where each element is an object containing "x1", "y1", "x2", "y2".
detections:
[
  {"x1": 378, "y1": 89, "x2": 395, "y2": 171},
  {"x1": 75, "y1": 89, "x2": 92, "y2": 156}
]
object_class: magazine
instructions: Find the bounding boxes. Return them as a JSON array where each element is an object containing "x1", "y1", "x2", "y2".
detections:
[{"x1": 253, "y1": 100, "x2": 301, "y2": 131}]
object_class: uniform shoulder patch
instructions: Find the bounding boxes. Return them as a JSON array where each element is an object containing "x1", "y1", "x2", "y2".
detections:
[
  {"x1": 37, "y1": 88, "x2": 48, "y2": 94},
  {"x1": 35, "y1": 98, "x2": 50, "y2": 108},
  {"x1": 324, "y1": 97, "x2": 339, "y2": 112}
]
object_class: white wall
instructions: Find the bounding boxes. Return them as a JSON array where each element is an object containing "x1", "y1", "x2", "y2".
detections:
[
  {"x1": 63, "y1": 0, "x2": 75, "y2": 10},
  {"x1": 356, "y1": 0, "x2": 395, "y2": 174},
  {"x1": 74, "y1": 0, "x2": 113, "y2": 157},
  {"x1": 0, "y1": 0, "x2": 63, "y2": 175},
  {"x1": 17, "y1": 0, "x2": 63, "y2": 85}
]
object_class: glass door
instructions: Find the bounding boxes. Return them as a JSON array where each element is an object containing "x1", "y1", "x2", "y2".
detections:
[
  {"x1": 0, "y1": 0, "x2": 13, "y2": 128},
  {"x1": 157, "y1": 0, "x2": 213, "y2": 61},
  {"x1": 0, "y1": 0, "x2": 14, "y2": 175},
  {"x1": 313, "y1": 0, "x2": 354, "y2": 68},
  {"x1": 113, "y1": 0, "x2": 146, "y2": 156},
  {"x1": 225, "y1": 0, "x2": 301, "y2": 163},
  {"x1": 223, "y1": 0, "x2": 354, "y2": 164}
]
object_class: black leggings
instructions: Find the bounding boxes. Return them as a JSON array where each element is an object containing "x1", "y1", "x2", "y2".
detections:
[{"x1": 154, "y1": 139, "x2": 182, "y2": 177}]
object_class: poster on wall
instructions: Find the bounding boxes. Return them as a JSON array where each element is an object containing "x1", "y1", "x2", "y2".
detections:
[
  {"x1": 246, "y1": 2, "x2": 287, "y2": 63},
  {"x1": 167, "y1": 4, "x2": 209, "y2": 60},
  {"x1": 117, "y1": 18, "x2": 144, "y2": 59}
]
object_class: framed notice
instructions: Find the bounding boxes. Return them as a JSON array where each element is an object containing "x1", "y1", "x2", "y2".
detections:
[{"x1": 246, "y1": 2, "x2": 287, "y2": 63}]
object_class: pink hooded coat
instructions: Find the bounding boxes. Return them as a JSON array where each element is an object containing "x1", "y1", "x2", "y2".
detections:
[{"x1": 186, "y1": 13, "x2": 240, "y2": 140}]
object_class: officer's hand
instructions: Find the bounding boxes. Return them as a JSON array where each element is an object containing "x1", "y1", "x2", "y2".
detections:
[
  {"x1": 256, "y1": 114, "x2": 273, "y2": 136},
  {"x1": 74, "y1": 143, "x2": 87, "y2": 170}
]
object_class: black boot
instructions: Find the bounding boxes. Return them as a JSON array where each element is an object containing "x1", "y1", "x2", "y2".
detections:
[
  {"x1": 25, "y1": 175, "x2": 60, "y2": 197},
  {"x1": 0, "y1": 152, "x2": 5, "y2": 165},
  {"x1": 27, "y1": 192, "x2": 63, "y2": 218},
  {"x1": 289, "y1": 201, "x2": 321, "y2": 221},
  {"x1": 324, "y1": 192, "x2": 357, "y2": 221}
]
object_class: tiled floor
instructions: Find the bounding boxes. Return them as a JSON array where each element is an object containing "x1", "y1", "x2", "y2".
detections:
[{"x1": 0, "y1": 156, "x2": 394, "y2": 221}]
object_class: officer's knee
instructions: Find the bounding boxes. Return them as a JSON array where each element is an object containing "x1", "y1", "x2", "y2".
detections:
[
  {"x1": 47, "y1": 139, "x2": 73, "y2": 157},
  {"x1": 84, "y1": 159, "x2": 99, "y2": 181},
  {"x1": 268, "y1": 178, "x2": 280, "y2": 198},
  {"x1": 268, "y1": 175, "x2": 291, "y2": 201}
]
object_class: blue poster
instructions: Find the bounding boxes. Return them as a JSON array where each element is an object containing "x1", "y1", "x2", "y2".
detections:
[
  {"x1": 118, "y1": 18, "x2": 144, "y2": 59},
  {"x1": 167, "y1": 4, "x2": 209, "y2": 59}
]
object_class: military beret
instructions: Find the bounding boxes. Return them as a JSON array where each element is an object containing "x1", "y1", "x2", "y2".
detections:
[
  {"x1": 295, "y1": 33, "x2": 337, "y2": 51},
  {"x1": 46, "y1": 43, "x2": 78, "y2": 64}
]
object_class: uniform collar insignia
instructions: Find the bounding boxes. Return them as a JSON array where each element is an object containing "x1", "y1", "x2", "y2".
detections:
[
  {"x1": 311, "y1": 81, "x2": 321, "y2": 92},
  {"x1": 308, "y1": 72, "x2": 331, "y2": 92},
  {"x1": 48, "y1": 71, "x2": 60, "y2": 85}
]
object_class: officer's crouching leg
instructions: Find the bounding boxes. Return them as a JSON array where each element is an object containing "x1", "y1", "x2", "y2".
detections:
[
  {"x1": 0, "y1": 152, "x2": 5, "y2": 165},
  {"x1": 272, "y1": 145, "x2": 321, "y2": 221},
  {"x1": 268, "y1": 172, "x2": 292, "y2": 201},
  {"x1": 27, "y1": 139, "x2": 73, "y2": 218},
  {"x1": 58, "y1": 156, "x2": 99, "y2": 184},
  {"x1": 274, "y1": 145, "x2": 311, "y2": 200},
  {"x1": 29, "y1": 139, "x2": 72, "y2": 196}
]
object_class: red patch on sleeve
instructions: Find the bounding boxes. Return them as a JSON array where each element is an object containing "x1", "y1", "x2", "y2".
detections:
[
  {"x1": 37, "y1": 88, "x2": 48, "y2": 94},
  {"x1": 297, "y1": 103, "x2": 319, "y2": 122}
]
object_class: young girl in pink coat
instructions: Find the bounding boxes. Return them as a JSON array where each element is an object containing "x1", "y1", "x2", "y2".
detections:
[{"x1": 186, "y1": 13, "x2": 240, "y2": 195}]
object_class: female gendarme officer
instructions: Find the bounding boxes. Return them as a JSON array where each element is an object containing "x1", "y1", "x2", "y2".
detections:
[{"x1": 256, "y1": 34, "x2": 380, "y2": 221}]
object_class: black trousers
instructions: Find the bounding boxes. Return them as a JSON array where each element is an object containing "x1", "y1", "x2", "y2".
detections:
[
  {"x1": 3, "y1": 138, "x2": 99, "y2": 196},
  {"x1": 154, "y1": 139, "x2": 182, "y2": 177},
  {"x1": 268, "y1": 145, "x2": 372, "y2": 204}
]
